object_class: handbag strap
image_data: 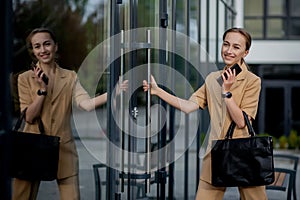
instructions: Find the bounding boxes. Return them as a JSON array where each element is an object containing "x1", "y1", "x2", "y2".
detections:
[
  {"x1": 224, "y1": 122, "x2": 236, "y2": 139},
  {"x1": 13, "y1": 108, "x2": 27, "y2": 132},
  {"x1": 225, "y1": 111, "x2": 255, "y2": 139},
  {"x1": 13, "y1": 108, "x2": 45, "y2": 134},
  {"x1": 242, "y1": 111, "x2": 255, "y2": 137}
]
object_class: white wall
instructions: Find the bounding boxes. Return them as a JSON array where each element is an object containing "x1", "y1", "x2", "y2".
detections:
[{"x1": 246, "y1": 40, "x2": 300, "y2": 64}]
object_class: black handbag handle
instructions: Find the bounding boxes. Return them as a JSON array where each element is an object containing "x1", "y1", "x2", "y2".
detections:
[
  {"x1": 225, "y1": 111, "x2": 255, "y2": 139},
  {"x1": 13, "y1": 108, "x2": 45, "y2": 134},
  {"x1": 243, "y1": 111, "x2": 255, "y2": 137}
]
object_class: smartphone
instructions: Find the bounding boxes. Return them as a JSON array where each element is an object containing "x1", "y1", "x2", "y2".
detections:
[
  {"x1": 39, "y1": 71, "x2": 49, "y2": 85},
  {"x1": 32, "y1": 63, "x2": 49, "y2": 85},
  {"x1": 217, "y1": 63, "x2": 242, "y2": 85}
]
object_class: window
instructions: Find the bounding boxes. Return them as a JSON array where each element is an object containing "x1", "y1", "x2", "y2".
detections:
[{"x1": 244, "y1": 0, "x2": 300, "y2": 39}]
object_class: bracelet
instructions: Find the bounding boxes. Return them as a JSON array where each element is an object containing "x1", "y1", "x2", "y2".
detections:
[{"x1": 37, "y1": 89, "x2": 47, "y2": 96}]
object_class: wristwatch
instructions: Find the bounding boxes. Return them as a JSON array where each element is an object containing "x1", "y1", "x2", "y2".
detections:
[
  {"x1": 37, "y1": 89, "x2": 47, "y2": 96},
  {"x1": 222, "y1": 91, "x2": 232, "y2": 98}
]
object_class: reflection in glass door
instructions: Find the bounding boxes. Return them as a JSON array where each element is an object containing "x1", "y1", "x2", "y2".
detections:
[{"x1": 107, "y1": 1, "x2": 171, "y2": 199}]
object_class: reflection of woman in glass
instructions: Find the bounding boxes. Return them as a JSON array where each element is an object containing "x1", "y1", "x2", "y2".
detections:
[
  {"x1": 143, "y1": 28, "x2": 267, "y2": 200},
  {"x1": 13, "y1": 28, "x2": 127, "y2": 200}
]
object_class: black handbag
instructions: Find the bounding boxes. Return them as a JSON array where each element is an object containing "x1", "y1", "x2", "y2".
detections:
[
  {"x1": 8, "y1": 109, "x2": 60, "y2": 181},
  {"x1": 211, "y1": 111, "x2": 275, "y2": 187}
]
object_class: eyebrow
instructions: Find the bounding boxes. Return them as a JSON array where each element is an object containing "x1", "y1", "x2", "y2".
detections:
[
  {"x1": 33, "y1": 39, "x2": 52, "y2": 46},
  {"x1": 223, "y1": 40, "x2": 242, "y2": 47}
]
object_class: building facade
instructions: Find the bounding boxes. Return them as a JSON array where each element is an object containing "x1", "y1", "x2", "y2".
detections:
[{"x1": 2, "y1": 0, "x2": 300, "y2": 199}]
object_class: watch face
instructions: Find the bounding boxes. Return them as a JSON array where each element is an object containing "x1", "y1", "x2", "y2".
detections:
[
  {"x1": 222, "y1": 92, "x2": 232, "y2": 98},
  {"x1": 37, "y1": 90, "x2": 47, "y2": 96},
  {"x1": 226, "y1": 92, "x2": 232, "y2": 98}
]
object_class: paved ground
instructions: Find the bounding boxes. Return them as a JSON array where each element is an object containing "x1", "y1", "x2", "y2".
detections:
[
  {"x1": 36, "y1": 110, "x2": 300, "y2": 199},
  {"x1": 36, "y1": 138, "x2": 300, "y2": 200}
]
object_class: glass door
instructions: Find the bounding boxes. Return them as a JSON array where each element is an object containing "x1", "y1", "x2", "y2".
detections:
[{"x1": 107, "y1": 1, "x2": 171, "y2": 199}]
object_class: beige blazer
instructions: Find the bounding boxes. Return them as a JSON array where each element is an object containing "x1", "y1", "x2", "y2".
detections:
[
  {"x1": 189, "y1": 62, "x2": 261, "y2": 184},
  {"x1": 18, "y1": 65, "x2": 90, "y2": 179}
]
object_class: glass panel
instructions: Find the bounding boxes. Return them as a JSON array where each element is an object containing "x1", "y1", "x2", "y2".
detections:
[
  {"x1": 137, "y1": 0, "x2": 157, "y2": 27},
  {"x1": 244, "y1": 0, "x2": 264, "y2": 16},
  {"x1": 290, "y1": 0, "x2": 300, "y2": 16},
  {"x1": 267, "y1": 18, "x2": 284, "y2": 38},
  {"x1": 268, "y1": 0, "x2": 285, "y2": 15},
  {"x1": 12, "y1": 0, "x2": 111, "y2": 76},
  {"x1": 175, "y1": 1, "x2": 186, "y2": 35},
  {"x1": 244, "y1": 19, "x2": 263, "y2": 38},
  {"x1": 289, "y1": 19, "x2": 300, "y2": 39},
  {"x1": 122, "y1": 0, "x2": 159, "y2": 30},
  {"x1": 291, "y1": 87, "x2": 300, "y2": 135},
  {"x1": 265, "y1": 88, "x2": 284, "y2": 138},
  {"x1": 190, "y1": 0, "x2": 198, "y2": 41}
]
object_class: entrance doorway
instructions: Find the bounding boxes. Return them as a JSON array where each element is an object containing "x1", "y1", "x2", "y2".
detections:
[{"x1": 259, "y1": 80, "x2": 300, "y2": 138}]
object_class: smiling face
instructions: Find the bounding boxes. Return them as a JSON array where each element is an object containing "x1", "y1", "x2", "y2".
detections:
[
  {"x1": 30, "y1": 32, "x2": 57, "y2": 65},
  {"x1": 221, "y1": 32, "x2": 249, "y2": 67}
]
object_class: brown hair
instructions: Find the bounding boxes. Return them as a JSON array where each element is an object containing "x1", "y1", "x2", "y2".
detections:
[
  {"x1": 223, "y1": 27, "x2": 252, "y2": 51},
  {"x1": 26, "y1": 28, "x2": 57, "y2": 61}
]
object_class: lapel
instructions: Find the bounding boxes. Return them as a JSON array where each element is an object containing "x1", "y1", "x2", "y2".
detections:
[
  {"x1": 210, "y1": 71, "x2": 223, "y2": 107},
  {"x1": 51, "y1": 66, "x2": 68, "y2": 102}
]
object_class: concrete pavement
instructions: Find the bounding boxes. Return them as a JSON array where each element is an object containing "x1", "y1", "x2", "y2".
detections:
[
  {"x1": 36, "y1": 138, "x2": 300, "y2": 200},
  {"x1": 36, "y1": 110, "x2": 300, "y2": 199}
]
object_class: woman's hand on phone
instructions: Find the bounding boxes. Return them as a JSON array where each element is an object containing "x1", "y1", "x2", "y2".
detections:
[
  {"x1": 33, "y1": 66, "x2": 48, "y2": 88},
  {"x1": 222, "y1": 68, "x2": 236, "y2": 92}
]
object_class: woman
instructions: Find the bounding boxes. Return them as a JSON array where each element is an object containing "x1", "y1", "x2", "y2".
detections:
[
  {"x1": 143, "y1": 27, "x2": 267, "y2": 200},
  {"x1": 14, "y1": 28, "x2": 125, "y2": 200}
]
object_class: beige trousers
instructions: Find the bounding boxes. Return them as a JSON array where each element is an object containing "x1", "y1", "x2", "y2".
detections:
[
  {"x1": 12, "y1": 175, "x2": 80, "y2": 200},
  {"x1": 195, "y1": 180, "x2": 268, "y2": 200}
]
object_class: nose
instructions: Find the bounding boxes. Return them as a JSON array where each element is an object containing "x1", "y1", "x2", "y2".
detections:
[
  {"x1": 225, "y1": 46, "x2": 233, "y2": 54},
  {"x1": 40, "y1": 45, "x2": 46, "y2": 52}
]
